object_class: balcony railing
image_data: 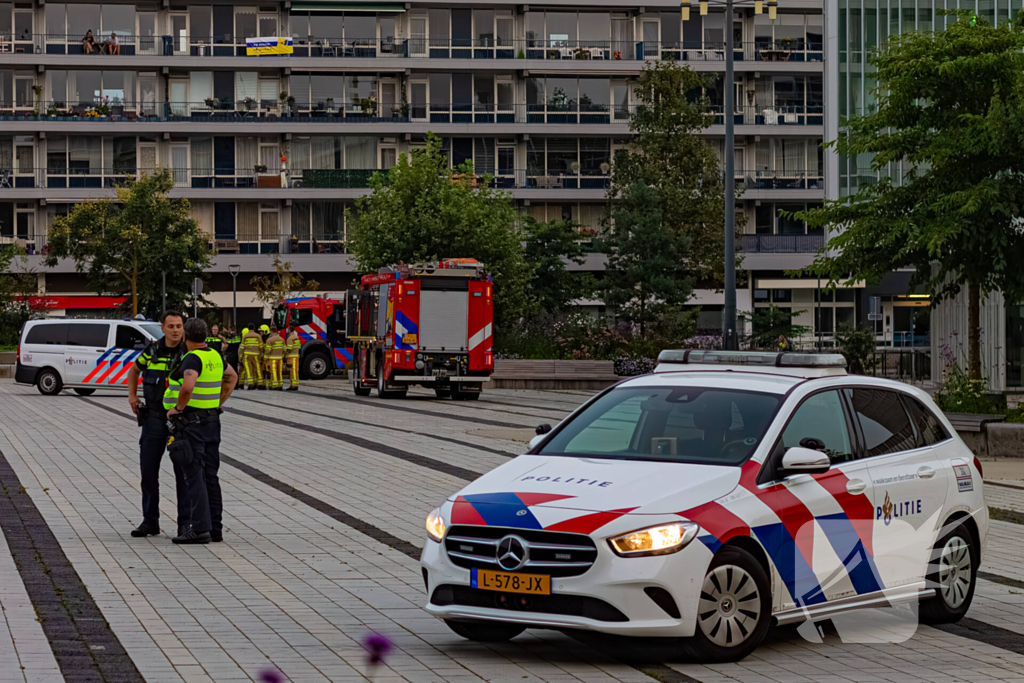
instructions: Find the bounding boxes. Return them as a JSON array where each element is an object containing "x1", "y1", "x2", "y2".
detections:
[
  {"x1": 14, "y1": 34, "x2": 823, "y2": 62},
  {"x1": 739, "y1": 234, "x2": 824, "y2": 253},
  {"x1": 739, "y1": 170, "x2": 824, "y2": 190},
  {"x1": 710, "y1": 104, "x2": 824, "y2": 126}
]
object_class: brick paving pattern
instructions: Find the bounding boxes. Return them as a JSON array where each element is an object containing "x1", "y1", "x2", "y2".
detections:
[{"x1": 0, "y1": 379, "x2": 1022, "y2": 682}]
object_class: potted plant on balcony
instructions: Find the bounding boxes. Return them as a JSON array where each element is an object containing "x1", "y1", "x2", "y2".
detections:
[
  {"x1": 359, "y1": 96, "x2": 377, "y2": 116},
  {"x1": 244, "y1": 96, "x2": 256, "y2": 111},
  {"x1": 326, "y1": 96, "x2": 334, "y2": 112},
  {"x1": 254, "y1": 163, "x2": 268, "y2": 174},
  {"x1": 574, "y1": 46, "x2": 590, "y2": 59},
  {"x1": 32, "y1": 84, "x2": 42, "y2": 116}
]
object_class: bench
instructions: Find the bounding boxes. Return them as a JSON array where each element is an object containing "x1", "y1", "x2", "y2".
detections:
[
  {"x1": 491, "y1": 359, "x2": 620, "y2": 391},
  {"x1": 213, "y1": 239, "x2": 240, "y2": 254}
]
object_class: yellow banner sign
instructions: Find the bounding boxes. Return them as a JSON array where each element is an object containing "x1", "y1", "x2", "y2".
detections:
[{"x1": 246, "y1": 37, "x2": 293, "y2": 56}]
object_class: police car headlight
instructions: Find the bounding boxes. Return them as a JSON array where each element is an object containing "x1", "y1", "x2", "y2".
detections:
[
  {"x1": 608, "y1": 522, "x2": 699, "y2": 557},
  {"x1": 425, "y1": 508, "x2": 446, "y2": 543}
]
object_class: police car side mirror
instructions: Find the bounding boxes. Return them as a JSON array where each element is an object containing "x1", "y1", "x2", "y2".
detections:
[
  {"x1": 781, "y1": 447, "x2": 831, "y2": 475},
  {"x1": 536, "y1": 423, "x2": 552, "y2": 435}
]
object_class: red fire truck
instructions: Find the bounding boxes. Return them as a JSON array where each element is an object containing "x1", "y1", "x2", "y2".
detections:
[
  {"x1": 271, "y1": 296, "x2": 354, "y2": 380},
  {"x1": 346, "y1": 260, "x2": 494, "y2": 399}
]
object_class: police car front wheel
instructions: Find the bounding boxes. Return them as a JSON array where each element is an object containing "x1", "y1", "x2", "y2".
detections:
[
  {"x1": 681, "y1": 546, "x2": 772, "y2": 663},
  {"x1": 445, "y1": 619, "x2": 525, "y2": 642}
]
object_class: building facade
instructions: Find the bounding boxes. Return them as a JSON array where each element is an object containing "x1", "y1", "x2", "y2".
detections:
[{"x1": 2, "y1": 0, "x2": 825, "y2": 332}]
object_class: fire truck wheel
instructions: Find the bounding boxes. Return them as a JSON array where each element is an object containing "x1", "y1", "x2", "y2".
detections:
[
  {"x1": 451, "y1": 385, "x2": 481, "y2": 401},
  {"x1": 434, "y1": 386, "x2": 452, "y2": 399},
  {"x1": 303, "y1": 352, "x2": 331, "y2": 381},
  {"x1": 352, "y1": 379, "x2": 371, "y2": 397}
]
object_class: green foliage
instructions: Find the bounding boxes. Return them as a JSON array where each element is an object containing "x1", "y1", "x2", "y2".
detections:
[
  {"x1": 934, "y1": 362, "x2": 1000, "y2": 414},
  {"x1": 835, "y1": 323, "x2": 877, "y2": 374},
  {"x1": 44, "y1": 170, "x2": 211, "y2": 317},
  {"x1": 522, "y1": 216, "x2": 593, "y2": 314},
  {"x1": 0, "y1": 246, "x2": 32, "y2": 346},
  {"x1": 740, "y1": 305, "x2": 810, "y2": 350},
  {"x1": 347, "y1": 134, "x2": 531, "y2": 328},
  {"x1": 250, "y1": 254, "x2": 319, "y2": 309},
  {"x1": 794, "y1": 11, "x2": 1024, "y2": 379},
  {"x1": 610, "y1": 60, "x2": 737, "y2": 284},
  {"x1": 599, "y1": 181, "x2": 695, "y2": 337}
]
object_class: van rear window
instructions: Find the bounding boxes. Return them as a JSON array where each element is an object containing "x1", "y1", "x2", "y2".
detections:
[
  {"x1": 66, "y1": 324, "x2": 110, "y2": 348},
  {"x1": 24, "y1": 323, "x2": 69, "y2": 345}
]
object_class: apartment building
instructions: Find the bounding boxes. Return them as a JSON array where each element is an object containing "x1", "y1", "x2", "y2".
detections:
[{"x1": 1, "y1": 0, "x2": 827, "y2": 331}]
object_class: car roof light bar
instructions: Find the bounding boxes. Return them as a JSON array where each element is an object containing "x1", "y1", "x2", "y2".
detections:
[{"x1": 657, "y1": 350, "x2": 848, "y2": 369}]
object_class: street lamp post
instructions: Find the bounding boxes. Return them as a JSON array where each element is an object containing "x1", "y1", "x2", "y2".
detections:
[
  {"x1": 228, "y1": 264, "x2": 241, "y2": 329},
  {"x1": 689, "y1": 0, "x2": 777, "y2": 350}
]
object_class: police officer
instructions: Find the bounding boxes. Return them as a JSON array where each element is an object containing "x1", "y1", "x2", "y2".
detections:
[
  {"x1": 207, "y1": 324, "x2": 224, "y2": 354},
  {"x1": 265, "y1": 325, "x2": 286, "y2": 390},
  {"x1": 164, "y1": 318, "x2": 238, "y2": 545},
  {"x1": 126, "y1": 310, "x2": 187, "y2": 538},
  {"x1": 241, "y1": 325, "x2": 265, "y2": 389},
  {"x1": 285, "y1": 325, "x2": 301, "y2": 391},
  {"x1": 223, "y1": 326, "x2": 241, "y2": 374}
]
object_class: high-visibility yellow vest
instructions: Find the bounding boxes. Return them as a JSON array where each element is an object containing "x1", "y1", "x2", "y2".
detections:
[{"x1": 163, "y1": 347, "x2": 224, "y2": 411}]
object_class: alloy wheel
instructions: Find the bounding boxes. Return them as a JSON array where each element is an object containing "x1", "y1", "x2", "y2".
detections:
[
  {"x1": 697, "y1": 564, "x2": 762, "y2": 648},
  {"x1": 938, "y1": 536, "x2": 972, "y2": 609}
]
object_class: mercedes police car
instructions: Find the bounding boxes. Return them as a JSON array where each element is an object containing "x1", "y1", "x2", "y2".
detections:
[{"x1": 420, "y1": 351, "x2": 987, "y2": 661}]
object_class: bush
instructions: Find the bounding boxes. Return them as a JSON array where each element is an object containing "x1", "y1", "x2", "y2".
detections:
[
  {"x1": 934, "y1": 363, "x2": 1000, "y2": 414},
  {"x1": 835, "y1": 324, "x2": 876, "y2": 375},
  {"x1": 614, "y1": 355, "x2": 656, "y2": 376}
]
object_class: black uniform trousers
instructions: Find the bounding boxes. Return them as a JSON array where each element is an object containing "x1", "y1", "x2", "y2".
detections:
[
  {"x1": 139, "y1": 413, "x2": 188, "y2": 527},
  {"x1": 177, "y1": 417, "x2": 222, "y2": 535}
]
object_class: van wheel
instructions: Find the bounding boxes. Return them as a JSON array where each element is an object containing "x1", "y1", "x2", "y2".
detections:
[
  {"x1": 445, "y1": 619, "x2": 525, "y2": 642},
  {"x1": 303, "y1": 352, "x2": 331, "y2": 380},
  {"x1": 679, "y1": 545, "x2": 772, "y2": 663},
  {"x1": 921, "y1": 524, "x2": 977, "y2": 624},
  {"x1": 37, "y1": 369, "x2": 63, "y2": 396},
  {"x1": 73, "y1": 388, "x2": 96, "y2": 396}
]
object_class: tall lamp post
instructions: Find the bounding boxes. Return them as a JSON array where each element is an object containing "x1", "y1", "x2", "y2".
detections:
[
  {"x1": 228, "y1": 264, "x2": 241, "y2": 329},
  {"x1": 684, "y1": 0, "x2": 779, "y2": 350}
]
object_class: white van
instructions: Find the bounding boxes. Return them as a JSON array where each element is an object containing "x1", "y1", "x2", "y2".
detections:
[{"x1": 15, "y1": 318, "x2": 164, "y2": 396}]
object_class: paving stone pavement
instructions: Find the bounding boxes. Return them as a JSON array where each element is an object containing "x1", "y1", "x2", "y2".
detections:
[{"x1": 0, "y1": 379, "x2": 1023, "y2": 683}]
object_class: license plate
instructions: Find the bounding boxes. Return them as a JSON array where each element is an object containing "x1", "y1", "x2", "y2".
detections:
[
  {"x1": 432, "y1": 368, "x2": 447, "y2": 377},
  {"x1": 471, "y1": 568, "x2": 551, "y2": 595}
]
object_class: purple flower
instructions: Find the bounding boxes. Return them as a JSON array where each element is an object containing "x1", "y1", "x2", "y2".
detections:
[
  {"x1": 363, "y1": 632, "x2": 393, "y2": 666},
  {"x1": 258, "y1": 669, "x2": 283, "y2": 683}
]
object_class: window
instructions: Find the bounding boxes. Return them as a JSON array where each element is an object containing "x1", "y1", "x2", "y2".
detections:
[
  {"x1": 780, "y1": 391, "x2": 853, "y2": 464},
  {"x1": 66, "y1": 323, "x2": 109, "y2": 347},
  {"x1": 25, "y1": 323, "x2": 68, "y2": 345},
  {"x1": 115, "y1": 324, "x2": 147, "y2": 350},
  {"x1": 848, "y1": 388, "x2": 918, "y2": 456},
  {"x1": 291, "y1": 309, "x2": 313, "y2": 326},
  {"x1": 539, "y1": 386, "x2": 781, "y2": 465},
  {"x1": 904, "y1": 397, "x2": 949, "y2": 447}
]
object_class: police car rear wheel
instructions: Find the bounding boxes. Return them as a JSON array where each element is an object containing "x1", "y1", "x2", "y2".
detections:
[
  {"x1": 444, "y1": 619, "x2": 525, "y2": 642},
  {"x1": 73, "y1": 388, "x2": 96, "y2": 396},
  {"x1": 37, "y1": 369, "x2": 63, "y2": 396},
  {"x1": 921, "y1": 525, "x2": 977, "y2": 624},
  {"x1": 682, "y1": 546, "x2": 772, "y2": 663}
]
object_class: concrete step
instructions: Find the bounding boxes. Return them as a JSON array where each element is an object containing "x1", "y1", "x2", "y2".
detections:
[
  {"x1": 0, "y1": 365, "x2": 13, "y2": 378},
  {"x1": 0, "y1": 351, "x2": 16, "y2": 364}
]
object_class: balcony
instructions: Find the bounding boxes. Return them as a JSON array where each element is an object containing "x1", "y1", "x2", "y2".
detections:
[
  {"x1": 12, "y1": 35, "x2": 823, "y2": 66},
  {"x1": 739, "y1": 234, "x2": 824, "y2": 253},
  {"x1": 711, "y1": 104, "x2": 823, "y2": 127}
]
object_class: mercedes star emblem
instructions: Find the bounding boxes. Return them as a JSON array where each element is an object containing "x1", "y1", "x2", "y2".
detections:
[{"x1": 496, "y1": 535, "x2": 529, "y2": 571}]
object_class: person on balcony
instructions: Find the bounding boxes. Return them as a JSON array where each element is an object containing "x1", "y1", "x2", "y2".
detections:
[
  {"x1": 108, "y1": 32, "x2": 120, "y2": 55},
  {"x1": 82, "y1": 30, "x2": 96, "y2": 54}
]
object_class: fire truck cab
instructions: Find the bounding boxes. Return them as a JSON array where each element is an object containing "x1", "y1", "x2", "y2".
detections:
[
  {"x1": 346, "y1": 260, "x2": 494, "y2": 399},
  {"x1": 271, "y1": 296, "x2": 353, "y2": 380}
]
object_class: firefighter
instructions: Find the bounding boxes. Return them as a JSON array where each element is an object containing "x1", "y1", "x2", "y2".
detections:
[
  {"x1": 206, "y1": 325, "x2": 224, "y2": 354},
  {"x1": 126, "y1": 310, "x2": 187, "y2": 538},
  {"x1": 285, "y1": 325, "x2": 302, "y2": 391},
  {"x1": 265, "y1": 325, "x2": 286, "y2": 390},
  {"x1": 163, "y1": 317, "x2": 238, "y2": 544},
  {"x1": 241, "y1": 325, "x2": 265, "y2": 390},
  {"x1": 237, "y1": 327, "x2": 249, "y2": 385},
  {"x1": 223, "y1": 327, "x2": 241, "y2": 375}
]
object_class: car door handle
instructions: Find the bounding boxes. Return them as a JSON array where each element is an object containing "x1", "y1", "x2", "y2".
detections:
[
  {"x1": 917, "y1": 466, "x2": 936, "y2": 479},
  {"x1": 846, "y1": 479, "x2": 867, "y2": 495}
]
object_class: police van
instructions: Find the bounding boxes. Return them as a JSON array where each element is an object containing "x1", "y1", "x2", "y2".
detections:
[{"x1": 15, "y1": 318, "x2": 163, "y2": 395}]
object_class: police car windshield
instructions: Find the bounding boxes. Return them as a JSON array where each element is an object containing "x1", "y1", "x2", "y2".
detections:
[
  {"x1": 140, "y1": 323, "x2": 164, "y2": 340},
  {"x1": 539, "y1": 386, "x2": 780, "y2": 465}
]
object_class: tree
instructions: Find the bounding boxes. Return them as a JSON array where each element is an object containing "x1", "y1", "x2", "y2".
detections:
[
  {"x1": 522, "y1": 216, "x2": 593, "y2": 314},
  {"x1": 44, "y1": 170, "x2": 211, "y2": 317},
  {"x1": 740, "y1": 304, "x2": 810, "y2": 350},
  {"x1": 796, "y1": 12, "x2": 1024, "y2": 380},
  {"x1": 598, "y1": 181, "x2": 695, "y2": 338},
  {"x1": 0, "y1": 246, "x2": 33, "y2": 347},
  {"x1": 609, "y1": 60, "x2": 735, "y2": 284},
  {"x1": 347, "y1": 134, "x2": 531, "y2": 327},
  {"x1": 250, "y1": 254, "x2": 320, "y2": 309},
  {"x1": 835, "y1": 323, "x2": 877, "y2": 375}
]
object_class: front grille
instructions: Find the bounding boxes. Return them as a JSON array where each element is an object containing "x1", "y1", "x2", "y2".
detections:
[
  {"x1": 444, "y1": 525, "x2": 598, "y2": 578},
  {"x1": 431, "y1": 584, "x2": 628, "y2": 622}
]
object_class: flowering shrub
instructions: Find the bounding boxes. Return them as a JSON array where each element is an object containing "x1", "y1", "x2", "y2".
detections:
[
  {"x1": 614, "y1": 355, "x2": 656, "y2": 376},
  {"x1": 934, "y1": 337, "x2": 998, "y2": 414}
]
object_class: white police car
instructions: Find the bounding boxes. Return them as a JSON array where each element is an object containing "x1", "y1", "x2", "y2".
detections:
[{"x1": 421, "y1": 351, "x2": 987, "y2": 661}]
